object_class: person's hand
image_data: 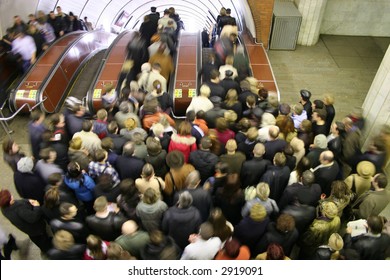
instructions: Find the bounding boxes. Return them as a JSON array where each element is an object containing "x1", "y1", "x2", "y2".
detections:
[
  {"x1": 188, "y1": 234, "x2": 199, "y2": 243},
  {"x1": 346, "y1": 227, "x2": 352, "y2": 234},
  {"x1": 29, "y1": 199, "x2": 40, "y2": 207}
]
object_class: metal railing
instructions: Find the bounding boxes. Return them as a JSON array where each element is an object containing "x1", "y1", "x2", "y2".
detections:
[{"x1": 0, "y1": 97, "x2": 47, "y2": 139}]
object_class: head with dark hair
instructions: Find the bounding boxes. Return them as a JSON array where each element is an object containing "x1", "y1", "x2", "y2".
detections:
[
  {"x1": 119, "y1": 178, "x2": 138, "y2": 198},
  {"x1": 296, "y1": 157, "x2": 311, "y2": 178},
  {"x1": 312, "y1": 109, "x2": 327, "y2": 121},
  {"x1": 47, "y1": 172, "x2": 63, "y2": 186},
  {"x1": 301, "y1": 170, "x2": 315, "y2": 186},
  {"x1": 258, "y1": 88, "x2": 268, "y2": 100},
  {"x1": 313, "y1": 99, "x2": 324, "y2": 110},
  {"x1": 330, "y1": 180, "x2": 351, "y2": 199},
  {"x1": 107, "y1": 121, "x2": 119, "y2": 134},
  {"x1": 93, "y1": 149, "x2": 107, "y2": 162},
  {"x1": 210, "y1": 69, "x2": 220, "y2": 80},
  {"x1": 196, "y1": 110, "x2": 206, "y2": 120},
  {"x1": 266, "y1": 243, "x2": 286, "y2": 260},
  {"x1": 276, "y1": 214, "x2": 296, "y2": 233},
  {"x1": 67, "y1": 161, "x2": 82, "y2": 179},
  {"x1": 82, "y1": 120, "x2": 93, "y2": 132},
  {"x1": 373, "y1": 173, "x2": 388, "y2": 189},
  {"x1": 101, "y1": 137, "x2": 114, "y2": 151},
  {"x1": 367, "y1": 215, "x2": 384, "y2": 234},
  {"x1": 44, "y1": 186, "x2": 60, "y2": 209},
  {"x1": 186, "y1": 110, "x2": 196, "y2": 122}
]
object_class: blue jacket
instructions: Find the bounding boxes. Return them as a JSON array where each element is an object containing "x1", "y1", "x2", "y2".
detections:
[{"x1": 64, "y1": 173, "x2": 96, "y2": 202}]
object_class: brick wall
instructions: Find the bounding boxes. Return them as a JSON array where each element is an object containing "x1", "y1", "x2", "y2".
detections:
[{"x1": 247, "y1": 0, "x2": 275, "y2": 49}]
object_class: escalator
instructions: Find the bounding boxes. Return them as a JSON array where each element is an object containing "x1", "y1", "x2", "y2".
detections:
[
  {"x1": 86, "y1": 30, "x2": 136, "y2": 113},
  {"x1": 65, "y1": 49, "x2": 107, "y2": 102},
  {"x1": 9, "y1": 30, "x2": 115, "y2": 114},
  {"x1": 170, "y1": 31, "x2": 201, "y2": 118}
]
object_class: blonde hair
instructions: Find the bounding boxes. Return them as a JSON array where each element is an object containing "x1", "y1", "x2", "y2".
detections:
[
  {"x1": 93, "y1": 196, "x2": 108, "y2": 212},
  {"x1": 152, "y1": 123, "x2": 165, "y2": 136},
  {"x1": 69, "y1": 137, "x2": 82, "y2": 150},
  {"x1": 256, "y1": 182, "x2": 270, "y2": 201},
  {"x1": 96, "y1": 109, "x2": 108, "y2": 121},
  {"x1": 199, "y1": 84, "x2": 211, "y2": 97},
  {"x1": 323, "y1": 94, "x2": 335, "y2": 105},
  {"x1": 53, "y1": 230, "x2": 74, "y2": 251}
]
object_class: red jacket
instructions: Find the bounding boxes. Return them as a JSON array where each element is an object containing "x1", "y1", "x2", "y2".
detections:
[{"x1": 168, "y1": 134, "x2": 197, "y2": 162}]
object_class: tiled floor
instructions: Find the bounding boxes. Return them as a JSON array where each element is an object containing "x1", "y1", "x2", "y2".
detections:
[{"x1": 0, "y1": 35, "x2": 389, "y2": 260}]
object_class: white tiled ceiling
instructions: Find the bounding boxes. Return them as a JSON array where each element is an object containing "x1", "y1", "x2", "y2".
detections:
[{"x1": 35, "y1": 0, "x2": 252, "y2": 33}]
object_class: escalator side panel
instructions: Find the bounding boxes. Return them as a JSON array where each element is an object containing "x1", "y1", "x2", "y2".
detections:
[
  {"x1": 40, "y1": 31, "x2": 115, "y2": 113},
  {"x1": 241, "y1": 33, "x2": 279, "y2": 98}
]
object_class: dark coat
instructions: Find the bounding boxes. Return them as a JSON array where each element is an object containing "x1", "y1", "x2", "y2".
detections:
[
  {"x1": 255, "y1": 221, "x2": 299, "y2": 257},
  {"x1": 145, "y1": 150, "x2": 168, "y2": 178},
  {"x1": 162, "y1": 206, "x2": 202, "y2": 250},
  {"x1": 234, "y1": 216, "x2": 270, "y2": 256},
  {"x1": 47, "y1": 244, "x2": 86, "y2": 260},
  {"x1": 85, "y1": 212, "x2": 127, "y2": 241},
  {"x1": 214, "y1": 188, "x2": 245, "y2": 226},
  {"x1": 240, "y1": 157, "x2": 271, "y2": 188},
  {"x1": 344, "y1": 233, "x2": 390, "y2": 260},
  {"x1": 140, "y1": 20, "x2": 157, "y2": 46},
  {"x1": 141, "y1": 235, "x2": 181, "y2": 260},
  {"x1": 106, "y1": 133, "x2": 127, "y2": 155},
  {"x1": 189, "y1": 150, "x2": 219, "y2": 183},
  {"x1": 313, "y1": 162, "x2": 340, "y2": 197},
  {"x1": 206, "y1": 81, "x2": 226, "y2": 100},
  {"x1": 260, "y1": 165, "x2": 291, "y2": 204},
  {"x1": 263, "y1": 139, "x2": 287, "y2": 162},
  {"x1": 174, "y1": 188, "x2": 213, "y2": 222},
  {"x1": 13, "y1": 171, "x2": 46, "y2": 204},
  {"x1": 278, "y1": 182, "x2": 322, "y2": 210},
  {"x1": 115, "y1": 155, "x2": 144, "y2": 180}
]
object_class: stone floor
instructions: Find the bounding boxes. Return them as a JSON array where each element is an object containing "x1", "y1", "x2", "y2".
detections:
[{"x1": 0, "y1": 35, "x2": 389, "y2": 260}]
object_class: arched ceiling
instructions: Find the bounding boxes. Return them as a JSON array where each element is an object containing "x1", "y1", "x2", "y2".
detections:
[{"x1": 35, "y1": 0, "x2": 255, "y2": 34}]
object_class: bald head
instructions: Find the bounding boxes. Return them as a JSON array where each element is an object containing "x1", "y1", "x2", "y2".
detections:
[
  {"x1": 253, "y1": 143, "x2": 265, "y2": 157},
  {"x1": 268, "y1": 125, "x2": 280, "y2": 139},
  {"x1": 121, "y1": 220, "x2": 138, "y2": 235},
  {"x1": 320, "y1": 150, "x2": 334, "y2": 164}
]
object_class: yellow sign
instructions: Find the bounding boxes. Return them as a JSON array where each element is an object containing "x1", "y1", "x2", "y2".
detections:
[
  {"x1": 174, "y1": 89, "x2": 182, "y2": 98},
  {"x1": 16, "y1": 90, "x2": 25, "y2": 98},
  {"x1": 28, "y1": 90, "x2": 37, "y2": 99},
  {"x1": 188, "y1": 88, "x2": 196, "y2": 98},
  {"x1": 93, "y1": 89, "x2": 102, "y2": 99}
]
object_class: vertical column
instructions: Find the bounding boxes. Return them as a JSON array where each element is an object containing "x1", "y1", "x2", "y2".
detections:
[
  {"x1": 362, "y1": 45, "x2": 390, "y2": 176},
  {"x1": 295, "y1": 0, "x2": 328, "y2": 46}
]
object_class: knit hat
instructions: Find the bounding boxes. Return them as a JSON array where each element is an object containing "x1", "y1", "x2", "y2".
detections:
[
  {"x1": 322, "y1": 201, "x2": 338, "y2": 219},
  {"x1": 328, "y1": 233, "x2": 344, "y2": 251},
  {"x1": 356, "y1": 161, "x2": 376, "y2": 179},
  {"x1": 199, "y1": 222, "x2": 214, "y2": 240},
  {"x1": 17, "y1": 157, "x2": 34, "y2": 173},
  {"x1": 166, "y1": 150, "x2": 185, "y2": 169},
  {"x1": 249, "y1": 203, "x2": 267, "y2": 222},
  {"x1": 313, "y1": 134, "x2": 327, "y2": 149}
]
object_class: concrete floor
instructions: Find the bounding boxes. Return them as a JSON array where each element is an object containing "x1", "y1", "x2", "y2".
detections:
[{"x1": 0, "y1": 34, "x2": 389, "y2": 260}]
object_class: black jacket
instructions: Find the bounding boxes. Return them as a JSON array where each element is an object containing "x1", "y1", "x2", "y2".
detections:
[
  {"x1": 189, "y1": 150, "x2": 219, "y2": 183},
  {"x1": 115, "y1": 155, "x2": 144, "y2": 180},
  {"x1": 344, "y1": 233, "x2": 390, "y2": 260},
  {"x1": 240, "y1": 157, "x2": 271, "y2": 188},
  {"x1": 85, "y1": 212, "x2": 127, "y2": 241}
]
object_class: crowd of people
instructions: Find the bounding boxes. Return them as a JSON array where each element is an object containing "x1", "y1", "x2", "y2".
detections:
[
  {"x1": 0, "y1": 6, "x2": 93, "y2": 74},
  {"x1": 1, "y1": 5, "x2": 390, "y2": 261}
]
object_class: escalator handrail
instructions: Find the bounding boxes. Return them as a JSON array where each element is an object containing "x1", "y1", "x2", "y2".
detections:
[{"x1": 168, "y1": 30, "x2": 182, "y2": 104}]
